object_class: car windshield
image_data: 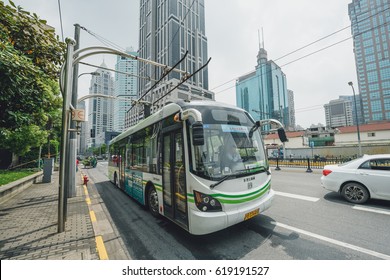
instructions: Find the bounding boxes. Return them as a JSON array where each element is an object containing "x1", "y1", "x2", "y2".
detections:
[{"x1": 189, "y1": 109, "x2": 268, "y2": 181}]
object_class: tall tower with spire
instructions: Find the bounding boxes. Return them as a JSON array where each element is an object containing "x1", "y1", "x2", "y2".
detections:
[
  {"x1": 236, "y1": 31, "x2": 291, "y2": 129},
  {"x1": 87, "y1": 61, "x2": 114, "y2": 148}
]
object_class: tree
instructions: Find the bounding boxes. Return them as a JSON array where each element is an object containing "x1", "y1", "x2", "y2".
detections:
[{"x1": 0, "y1": 1, "x2": 66, "y2": 158}]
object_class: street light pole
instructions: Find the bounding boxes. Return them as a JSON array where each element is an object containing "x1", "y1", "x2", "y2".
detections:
[
  {"x1": 348, "y1": 81, "x2": 362, "y2": 157},
  {"x1": 78, "y1": 71, "x2": 100, "y2": 78}
]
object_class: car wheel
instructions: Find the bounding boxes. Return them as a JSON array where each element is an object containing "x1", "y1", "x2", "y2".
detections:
[
  {"x1": 341, "y1": 182, "x2": 369, "y2": 204},
  {"x1": 148, "y1": 187, "x2": 160, "y2": 218}
]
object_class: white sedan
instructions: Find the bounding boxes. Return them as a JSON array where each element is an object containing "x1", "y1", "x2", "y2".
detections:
[{"x1": 321, "y1": 154, "x2": 390, "y2": 204}]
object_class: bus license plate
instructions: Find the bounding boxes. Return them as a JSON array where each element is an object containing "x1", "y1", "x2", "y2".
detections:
[{"x1": 244, "y1": 208, "x2": 259, "y2": 220}]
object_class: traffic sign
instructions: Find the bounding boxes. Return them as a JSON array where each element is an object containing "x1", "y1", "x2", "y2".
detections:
[{"x1": 71, "y1": 109, "x2": 85, "y2": 122}]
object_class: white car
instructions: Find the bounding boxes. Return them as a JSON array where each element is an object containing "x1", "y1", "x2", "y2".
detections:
[{"x1": 321, "y1": 154, "x2": 390, "y2": 204}]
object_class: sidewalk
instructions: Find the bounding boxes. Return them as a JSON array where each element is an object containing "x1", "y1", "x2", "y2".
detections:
[{"x1": 0, "y1": 171, "x2": 99, "y2": 260}]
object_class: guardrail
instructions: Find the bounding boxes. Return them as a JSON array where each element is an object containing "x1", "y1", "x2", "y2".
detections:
[
  {"x1": 0, "y1": 171, "x2": 43, "y2": 204},
  {"x1": 268, "y1": 157, "x2": 352, "y2": 172}
]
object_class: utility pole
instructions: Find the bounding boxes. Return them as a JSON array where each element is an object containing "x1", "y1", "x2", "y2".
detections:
[
  {"x1": 348, "y1": 81, "x2": 362, "y2": 157},
  {"x1": 58, "y1": 38, "x2": 76, "y2": 233},
  {"x1": 67, "y1": 24, "x2": 81, "y2": 198}
]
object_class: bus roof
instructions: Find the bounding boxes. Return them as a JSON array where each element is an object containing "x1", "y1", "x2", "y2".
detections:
[{"x1": 109, "y1": 100, "x2": 247, "y2": 145}]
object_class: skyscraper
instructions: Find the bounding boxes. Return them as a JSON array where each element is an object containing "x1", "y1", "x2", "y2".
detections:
[
  {"x1": 236, "y1": 45, "x2": 290, "y2": 129},
  {"x1": 126, "y1": 0, "x2": 214, "y2": 127},
  {"x1": 87, "y1": 61, "x2": 114, "y2": 147},
  {"x1": 114, "y1": 48, "x2": 138, "y2": 132},
  {"x1": 349, "y1": 0, "x2": 390, "y2": 123}
]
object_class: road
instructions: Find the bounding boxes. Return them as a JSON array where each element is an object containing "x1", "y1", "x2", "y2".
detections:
[{"x1": 83, "y1": 162, "x2": 390, "y2": 260}]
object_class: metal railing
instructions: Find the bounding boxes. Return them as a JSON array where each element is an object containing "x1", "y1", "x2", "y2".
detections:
[{"x1": 268, "y1": 157, "x2": 354, "y2": 171}]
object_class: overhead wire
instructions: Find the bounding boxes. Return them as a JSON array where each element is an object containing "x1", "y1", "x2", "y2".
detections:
[
  {"x1": 57, "y1": 0, "x2": 64, "y2": 41},
  {"x1": 213, "y1": 19, "x2": 390, "y2": 95},
  {"x1": 79, "y1": 25, "x2": 126, "y2": 52},
  {"x1": 211, "y1": 4, "x2": 390, "y2": 93}
]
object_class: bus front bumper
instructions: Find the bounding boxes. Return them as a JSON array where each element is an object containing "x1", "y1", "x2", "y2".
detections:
[{"x1": 188, "y1": 189, "x2": 274, "y2": 235}]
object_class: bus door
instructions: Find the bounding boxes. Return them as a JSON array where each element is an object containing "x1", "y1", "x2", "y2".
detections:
[
  {"x1": 162, "y1": 127, "x2": 188, "y2": 228},
  {"x1": 118, "y1": 145, "x2": 126, "y2": 190}
]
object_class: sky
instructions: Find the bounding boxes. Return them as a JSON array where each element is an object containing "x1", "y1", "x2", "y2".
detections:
[{"x1": 9, "y1": 0, "x2": 358, "y2": 128}]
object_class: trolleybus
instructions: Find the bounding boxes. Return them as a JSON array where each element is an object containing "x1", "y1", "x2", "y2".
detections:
[{"x1": 108, "y1": 100, "x2": 287, "y2": 235}]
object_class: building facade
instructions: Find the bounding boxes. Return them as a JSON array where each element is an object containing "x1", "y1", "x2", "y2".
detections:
[
  {"x1": 339, "y1": 94, "x2": 364, "y2": 126},
  {"x1": 87, "y1": 61, "x2": 114, "y2": 148},
  {"x1": 349, "y1": 0, "x2": 390, "y2": 123},
  {"x1": 114, "y1": 48, "x2": 138, "y2": 133},
  {"x1": 126, "y1": 0, "x2": 214, "y2": 127},
  {"x1": 287, "y1": 89, "x2": 296, "y2": 130},
  {"x1": 236, "y1": 46, "x2": 291, "y2": 129},
  {"x1": 324, "y1": 98, "x2": 354, "y2": 128}
]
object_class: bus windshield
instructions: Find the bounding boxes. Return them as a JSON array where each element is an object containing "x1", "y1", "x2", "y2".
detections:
[{"x1": 190, "y1": 108, "x2": 268, "y2": 181}]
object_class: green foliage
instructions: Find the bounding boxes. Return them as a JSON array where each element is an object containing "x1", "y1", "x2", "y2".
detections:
[
  {"x1": 0, "y1": 169, "x2": 37, "y2": 186},
  {"x1": 0, "y1": 1, "x2": 66, "y2": 156},
  {"x1": 0, "y1": 125, "x2": 48, "y2": 156}
]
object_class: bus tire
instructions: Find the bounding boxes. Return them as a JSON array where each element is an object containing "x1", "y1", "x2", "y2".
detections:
[{"x1": 147, "y1": 187, "x2": 160, "y2": 218}]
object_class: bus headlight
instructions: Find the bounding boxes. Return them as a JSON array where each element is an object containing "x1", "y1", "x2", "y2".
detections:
[{"x1": 194, "y1": 191, "x2": 222, "y2": 212}]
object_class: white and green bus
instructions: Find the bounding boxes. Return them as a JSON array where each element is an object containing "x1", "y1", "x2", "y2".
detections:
[{"x1": 108, "y1": 100, "x2": 287, "y2": 235}]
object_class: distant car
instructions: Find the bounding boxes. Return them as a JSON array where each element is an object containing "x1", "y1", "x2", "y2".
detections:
[{"x1": 321, "y1": 154, "x2": 390, "y2": 204}]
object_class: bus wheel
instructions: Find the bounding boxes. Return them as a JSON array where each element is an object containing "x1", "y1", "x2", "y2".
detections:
[{"x1": 147, "y1": 187, "x2": 160, "y2": 218}]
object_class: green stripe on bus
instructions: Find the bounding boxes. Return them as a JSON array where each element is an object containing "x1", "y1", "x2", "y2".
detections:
[
  {"x1": 141, "y1": 180, "x2": 162, "y2": 191},
  {"x1": 187, "y1": 179, "x2": 270, "y2": 199},
  {"x1": 217, "y1": 186, "x2": 270, "y2": 204},
  {"x1": 186, "y1": 179, "x2": 271, "y2": 204}
]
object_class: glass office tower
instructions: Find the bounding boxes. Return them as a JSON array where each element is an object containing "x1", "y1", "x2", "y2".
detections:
[
  {"x1": 236, "y1": 46, "x2": 291, "y2": 129},
  {"x1": 126, "y1": 0, "x2": 214, "y2": 127},
  {"x1": 114, "y1": 48, "x2": 138, "y2": 132},
  {"x1": 349, "y1": 0, "x2": 390, "y2": 123},
  {"x1": 87, "y1": 62, "x2": 114, "y2": 147}
]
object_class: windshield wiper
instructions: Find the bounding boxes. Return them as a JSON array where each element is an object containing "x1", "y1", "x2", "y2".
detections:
[
  {"x1": 210, "y1": 166, "x2": 270, "y2": 189},
  {"x1": 210, "y1": 174, "x2": 237, "y2": 189}
]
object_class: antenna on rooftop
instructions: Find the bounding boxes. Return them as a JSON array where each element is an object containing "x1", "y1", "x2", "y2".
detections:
[
  {"x1": 258, "y1": 28, "x2": 265, "y2": 50},
  {"x1": 262, "y1": 27, "x2": 265, "y2": 49}
]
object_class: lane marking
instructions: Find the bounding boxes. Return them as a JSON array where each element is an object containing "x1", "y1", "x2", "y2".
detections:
[
  {"x1": 81, "y1": 172, "x2": 109, "y2": 260},
  {"x1": 352, "y1": 205, "x2": 390, "y2": 216},
  {"x1": 83, "y1": 185, "x2": 88, "y2": 196},
  {"x1": 95, "y1": 235, "x2": 109, "y2": 260},
  {"x1": 271, "y1": 221, "x2": 390, "y2": 260},
  {"x1": 274, "y1": 191, "x2": 320, "y2": 202},
  {"x1": 90, "y1": 210, "x2": 97, "y2": 222}
]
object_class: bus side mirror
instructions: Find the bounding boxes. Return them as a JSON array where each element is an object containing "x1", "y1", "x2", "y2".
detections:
[
  {"x1": 277, "y1": 128, "x2": 288, "y2": 142},
  {"x1": 192, "y1": 122, "x2": 204, "y2": 146}
]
